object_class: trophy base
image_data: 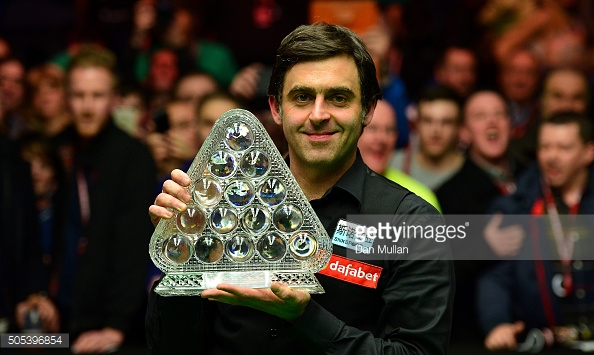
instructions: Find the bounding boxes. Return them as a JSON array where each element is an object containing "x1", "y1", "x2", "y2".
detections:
[{"x1": 154, "y1": 270, "x2": 326, "y2": 296}]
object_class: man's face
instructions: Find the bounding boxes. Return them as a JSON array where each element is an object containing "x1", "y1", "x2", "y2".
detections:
[
  {"x1": 167, "y1": 102, "x2": 198, "y2": 148},
  {"x1": 29, "y1": 156, "x2": 56, "y2": 198},
  {"x1": 68, "y1": 67, "x2": 114, "y2": 138},
  {"x1": 150, "y1": 50, "x2": 178, "y2": 92},
  {"x1": 538, "y1": 122, "x2": 594, "y2": 189},
  {"x1": 417, "y1": 99, "x2": 460, "y2": 160},
  {"x1": 499, "y1": 51, "x2": 539, "y2": 104},
  {"x1": 541, "y1": 70, "x2": 588, "y2": 120},
  {"x1": 175, "y1": 74, "x2": 218, "y2": 107},
  {"x1": 269, "y1": 55, "x2": 373, "y2": 172},
  {"x1": 358, "y1": 100, "x2": 397, "y2": 174},
  {"x1": 197, "y1": 98, "x2": 238, "y2": 144},
  {"x1": 0, "y1": 60, "x2": 25, "y2": 112},
  {"x1": 34, "y1": 81, "x2": 66, "y2": 119},
  {"x1": 463, "y1": 92, "x2": 511, "y2": 163},
  {"x1": 435, "y1": 48, "x2": 476, "y2": 98}
]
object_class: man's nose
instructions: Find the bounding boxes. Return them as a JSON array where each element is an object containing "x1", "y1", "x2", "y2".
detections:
[
  {"x1": 81, "y1": 95, "x2": 94, "y2": 109},
  {"x1": 309, "y1": 96, "x2": 331, "y2": 123}
]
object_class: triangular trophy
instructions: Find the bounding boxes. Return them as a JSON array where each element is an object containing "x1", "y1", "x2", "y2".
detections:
[{"x1": 149, "y1": 108, "x2": 333, "y2": 296}]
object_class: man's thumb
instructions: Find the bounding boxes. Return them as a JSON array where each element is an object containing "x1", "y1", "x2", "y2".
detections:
[{"x1": 514, "y1": 321, "x2": 526, "y2": 333}]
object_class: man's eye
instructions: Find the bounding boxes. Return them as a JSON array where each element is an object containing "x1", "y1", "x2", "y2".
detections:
[
  {"x1": 296, "y1": 94, "x2": 309, "y2": 102},
  {"x1": 331, "y1": 95, "x2": 349, "y2": 105}
]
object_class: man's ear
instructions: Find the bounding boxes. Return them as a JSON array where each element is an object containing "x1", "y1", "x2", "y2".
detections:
[
  {"x1": 584, "y1": 141, "x2": 594, "y2": 165},
  {"x1": 459, "y1": 124, "x2": 471, "y2": 148},
  {"x1": 362, "y1": 99, "x2": 377, "y2": 127},
  {"x1": 269, "y1": 96, "x2": 282, "y2": 125}
]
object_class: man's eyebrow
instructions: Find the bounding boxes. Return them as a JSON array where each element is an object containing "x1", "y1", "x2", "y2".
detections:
[
  {"x1": 286, "y1": 85, "x2": 315, "y2": 96},
  {"x1": 286, "y1": 85, "x2": 356, "y2": 97}
]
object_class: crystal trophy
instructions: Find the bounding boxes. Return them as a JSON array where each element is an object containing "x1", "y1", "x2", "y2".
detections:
[{"x1": 149, "y1": 109, "x2": 333, "y2": 296}]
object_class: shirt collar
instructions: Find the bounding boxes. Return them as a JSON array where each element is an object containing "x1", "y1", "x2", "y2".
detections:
[
  {"x1": 319, "y1": 150, "x2": 366, "y2": 206},
  {"x1": 284, "y1": 151, "x2": 366, "y2": 206}
]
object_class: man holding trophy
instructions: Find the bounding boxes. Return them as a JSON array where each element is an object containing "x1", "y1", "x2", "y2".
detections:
[{"x1": 148, "y1": 23, "x2": 454, "y2": 354}]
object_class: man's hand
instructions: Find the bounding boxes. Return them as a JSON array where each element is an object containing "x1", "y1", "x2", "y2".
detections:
[
  {"x1": 145, "y1": 133, "x2": 168, "y2": 163},
  {"x1": 15, "y1": 294, "x2": 60, "y2": 333},
  {"x1": 485, "y1": 321, "x2": 525, "y2": 351},
  {"x1": 201, "y1": 282, "x2": 311, "y2": 322},
  {"x1": 72, "y1": 327, "x2": 124, "y2": 354},
  {"x1": 483, "y1": 213, "x2": 526, "y2": 257},
  {"x1": 167, "y1": 131, "x2": 198, "y2": 161},
  {"x1": 229, "y1": 63, "x2": 264, "y2": 101},
  {"x1": 149, "y1": 169, "x2": 192, "y2": 226}
]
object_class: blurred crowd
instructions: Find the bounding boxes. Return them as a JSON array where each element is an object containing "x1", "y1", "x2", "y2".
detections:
[{"x1": 2, "y1": 0, "x2": 594, "y2": 353}]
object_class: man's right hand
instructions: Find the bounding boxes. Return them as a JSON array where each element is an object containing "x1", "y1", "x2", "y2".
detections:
[
  {"x1": 15, "y1": 294, "x2": 60, "y2": 333},
  {"x1": 149, "y1": 169, "x2": 192, "y2": 226},
  {"x1": 483, "y1": 213, "x2": 526, "y2": 258},
  {"x1": 485, "y1": 321, "x2": 525, "y2": 351}
]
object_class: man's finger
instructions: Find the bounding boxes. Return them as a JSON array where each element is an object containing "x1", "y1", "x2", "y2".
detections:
[
  {"x1": 486, "y1": 213, "x2": 503, "y2": 230},
  {"x1": 170, "y1": 169, "x2": 192, "y2": 187},
  {"x1": 162, "y1": 180, "x2": 191, "y2": 203}
]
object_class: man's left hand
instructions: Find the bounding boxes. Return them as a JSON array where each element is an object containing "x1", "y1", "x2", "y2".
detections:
[
  {"x1": 201, "y1": 281, "x2": 310, "y2": 322},
  {"x1": 71, "y1": 327, "x2": 124, "y2": 354}
]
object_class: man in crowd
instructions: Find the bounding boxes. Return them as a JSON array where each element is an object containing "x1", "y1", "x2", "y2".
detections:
[
  {"x1": 147, "y1": 23, "x2": 454, "y2": 354},
  {"x1": 390, "y1": 85, "x2": 464, "y2": 190},
  {"x1": 0, "y1": 57, "x2": 26, "y2": 139},
  {"x1": 478, "y1": 112, "x2": 594, "y2": 351},
  {"x1": 497, "y1": 49, "x2": 541, "y2": 139},
  {"x1": 146, "y1": 100, "x2": 199, "y2": 180},
  {"x1": 438, "y1": 90, "x2": 516, "y2": 215},
  {"x1": 434, "y1": 46, "x2": 477, "y2": 99},
  {"x1": 18, "y1": 46, "x2": 156, "y2": 353},
  {"x1": 358, "y1": 99, "x2": 440, "y2": 210},
  {"x1": 437, "y1": 90, "x2": 517, "y2": 343},
  {"x1": 509, "y1": 67, "x2": 589, "y2": 172}
]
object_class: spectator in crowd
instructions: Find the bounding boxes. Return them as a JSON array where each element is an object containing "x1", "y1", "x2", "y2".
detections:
[
  {"x1": 497, "y1": 49, "x2": 541, "y2": 139},
  {"x1": 19, "y1": 132, "x2": 64, "y2": 284},
  {"x1": 390, "y1": 85, "x2": 464, "y2": 190},
  {"x1": 142, "y1": 48, "x2": 180, "y2": 111},
  {"x1": 111, "y1": 83, "x2": 150, "y2": 140},
  {"x1": 0, "y1": 133, "x2": 46, "y2": 334},
  {"x1": 174, "y1": 71, "x2": 219, "y2": 109},
  {"x1": 436, "y1": 90, "x2": 517, "y2": 344},
  {"x1": 358, "y1": 99, "x2": 441, "y2": 211},
  {"x1": 14, "y1": 132, "x2": 64, "y2": 336},
  {"x1": 26, "y1": 64, "x2": 72, "y2": 137},
  {"x1": 147, "y1": 22, "x2": 453, "y2": 355},
  {"x1": 147, "y1": 100, "x2": 198, "y2": 180},
  {"x1": 478, "y1": 112, "x2": 594, "y2": 351},
  {"x1": 508, "y1": 67, "x2": 589, "y2": 172},
  {"x1": 433, "y1": 46, "x2": 477, "y2": 99},
  {"x1": 24, "y1": 46, "x2": 156, "y2": 353},
  {"x1": 359, "y1": 12, "x2": 411, "y2": 149},
  {"x1": 129, "y1": 1, "x2": 239, "y2": 89},
  {"x1": 0, "y1": 57, "x2": 27, "y2": 139},
  {"x1": 195, "y1": 91, "x2": 242, "y2": 147},
  {"x1": 147, "y1": 91, "x2": 242, "y2": 182},
  {"x1": 438, "y1": 90, "x2": 516, "y2": 213}
]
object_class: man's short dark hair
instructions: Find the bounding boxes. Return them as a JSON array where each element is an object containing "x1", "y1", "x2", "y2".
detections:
[
  {"x1": 196, "y1": 90, "x2": 242, "y2": 118},
  {"x1": 268, "y1": 22, "x2": 382, "y2": 113},
  {"x1": 543, "y1": 111, "x2": 594, "y2": 143},
  {"x1": 418, "y1": 85, "x2": 463, "y2": 123},
  {"x1": 541, "y1": 67, "x2": 590, "y2": 102}
]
